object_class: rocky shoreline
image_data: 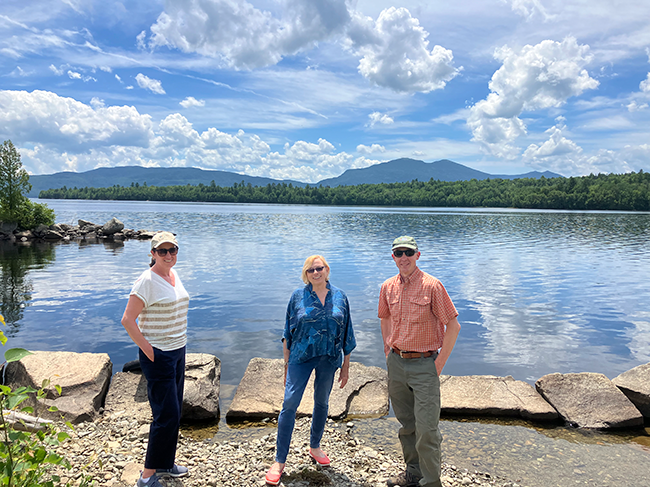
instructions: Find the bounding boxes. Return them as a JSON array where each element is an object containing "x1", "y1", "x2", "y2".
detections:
[
  {"x1": 51, "y1": 415, "x2": 523, "y2": 487},
  {"x1": 0, "y1": 217, "x2": 155, "y2": 243}
]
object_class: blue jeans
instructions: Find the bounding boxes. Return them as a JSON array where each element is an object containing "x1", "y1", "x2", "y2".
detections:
[
  {"x1": 139, "y1": 346, "x2": 185, "y2": 470},
  {"x1": 275, "y1": 355, "x2": 337, "y2": 463}
]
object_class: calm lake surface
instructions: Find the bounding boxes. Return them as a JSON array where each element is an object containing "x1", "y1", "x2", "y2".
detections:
[
  {"x1": 3, "y1": 199, "x2": 650, "y2": 486},
  {"x1": 3, "y1": 199, "x2": 650, "y2": 387}
]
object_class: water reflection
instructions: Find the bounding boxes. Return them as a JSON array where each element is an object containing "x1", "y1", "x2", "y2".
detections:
[{"x1": 0, "y1": 240, "x2": 55, "y2": 336}]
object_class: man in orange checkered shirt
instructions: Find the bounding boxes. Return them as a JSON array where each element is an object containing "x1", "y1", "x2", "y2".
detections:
[{"x1": 378, "y1": 236, "x2": 461, "y2": 487}]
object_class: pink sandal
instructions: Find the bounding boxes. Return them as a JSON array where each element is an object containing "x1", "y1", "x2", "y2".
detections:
[
  {"x1": 265, "y1": 464, "x2": 284, "y2": 485},
  {"x1": 309, "y1": 449, "x2": 331, "y2": 466}
]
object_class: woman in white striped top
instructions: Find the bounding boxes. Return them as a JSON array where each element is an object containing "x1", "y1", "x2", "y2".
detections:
[{"x1": 121, "y1": 231, "x2": 190, "y2": 487}]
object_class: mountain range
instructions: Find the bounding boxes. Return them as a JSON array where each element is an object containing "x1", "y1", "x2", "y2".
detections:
[{"x1": 28, "y1": 158, "x2": 561, "y2": 197}]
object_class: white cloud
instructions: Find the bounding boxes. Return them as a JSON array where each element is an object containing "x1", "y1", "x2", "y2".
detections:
[
  {"x1": 9, "y1": 66, "x2": 29, "y2": 77},
  {"x1": 367, "y1": 111, "x2": 393, "y2": 127},
  {"x1": 180, "y1": 96, "x2": 205, "y2": 108},
  {"x1": 468, "y1": 36, "x2": 599, "y2": 159},
  {"x1": 523, "y1": 116, "x2": 650, "y2": 175},
  {"x1": 0, "y1": 89, "x2": 383, "y2": 183},
  {"x1": 145, "y1": 2, "x2": 457, "y2": 93},
  {"x1": 148, "y1": 0, "x2": 351, "y2": 70},
  {"x1": 135, "y1": 73, "x2": 166, "y2": 94},
  {"x1": 640, "y1": 73, "x2": 650, "y2": 93},
  {"x1": 0, "y1": 90, "x2": 154, "y2": 152},
  {"x1": 49, "y1": 64, "x2": 64, "y2": 75},
  {"x1": 115, "y1": 74, "x2": 122, "y2": 83},
  {"x1": 67, "y1": 69, "x2": 96, "y2": 82},
  {"x1": 627, "y1": 101, "x2": 648, "y2": 111},
  {"x1": 357, "y1": 143, "x2": 386, "y2": 154},
  {"x1": 346, "y1": 7, "x2": 460, "y2": 93},
  {"x1": 502, "y1": 0, "x2": 553, "y2": 20}
]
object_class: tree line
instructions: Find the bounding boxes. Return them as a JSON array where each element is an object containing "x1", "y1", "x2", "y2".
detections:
[{"x1": 38, "y1": 170, "x2": 650, "y2": 211}]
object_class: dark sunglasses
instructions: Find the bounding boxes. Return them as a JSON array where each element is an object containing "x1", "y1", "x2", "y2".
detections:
[
  {"x1": 153, "y1": 247, "x2": 178, "y2": 256},
  {"x1": 306, "y1": 266, "x2": 326, "y2": 274},
  {"x1": 393, "y1": 249, "x2": 416, "y2": 257}
]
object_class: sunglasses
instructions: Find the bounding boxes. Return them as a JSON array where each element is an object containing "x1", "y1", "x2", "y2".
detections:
[
  {"x1": 393, "y1": 249, "x2": 416, "y2": 257},
  {"x1": 153, "y1": 247, "x2": 178, "y2": 256},
  {"x1": 306, "y1": 266, "x2": 326, "y2": 274}
]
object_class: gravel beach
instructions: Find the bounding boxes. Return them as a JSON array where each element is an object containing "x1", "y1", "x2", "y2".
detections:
[{"x1": 50, "y1": 415, "x2": 522, "y2": 487}]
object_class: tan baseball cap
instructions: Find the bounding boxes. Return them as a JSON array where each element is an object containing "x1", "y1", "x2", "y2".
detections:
[
  {"x1": 391, "y1": 235, "x2": 418, "y2": 250},
  {"x1": 151, "y1": 231, "x2": 179, "y2": 250}
]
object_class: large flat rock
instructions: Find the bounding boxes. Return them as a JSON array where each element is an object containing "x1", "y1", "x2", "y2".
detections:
[
  {"x1": 104, "y1": 353, "x2": 220, "y2": 423},
  {"x1": 440, "y1": 375, "x2": 558, "y2": 421},
  {"x1": 226, "y1": 358, "x2": 389, "y2": 422},
  {"x1": 5, "y1": 351, "x2": 112, "y2": 424},
  {"x1": 612, "y1": 362, "x2": 650, "y2": 418},
  {"x1": 536, "y1": 372, "x2": 644, "y2": 429}
]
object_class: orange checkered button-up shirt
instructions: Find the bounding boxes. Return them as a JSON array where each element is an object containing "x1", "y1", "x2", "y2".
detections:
[{"x1": 378, "y1": 267, "x2": 458, "y2": 353}]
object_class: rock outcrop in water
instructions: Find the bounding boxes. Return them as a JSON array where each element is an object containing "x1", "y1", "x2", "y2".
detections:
[{"x1": 0, "y1": 217, "x2": 156, "y2": 243}]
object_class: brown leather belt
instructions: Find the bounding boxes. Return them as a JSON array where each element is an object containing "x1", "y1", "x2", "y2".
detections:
[{"x1": 392, "y1": 347, "x2": 436, "y2": 359}]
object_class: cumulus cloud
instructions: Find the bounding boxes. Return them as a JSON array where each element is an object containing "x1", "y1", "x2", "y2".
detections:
[
  {"x1": 67, "y1": 70, "x2": 96, "y2": 82},
  {"x1": 148, "y1": 0, "x2": 350, "y2": 70},
  {"x1": 0, "y1": 89, "x2": 383, "y2": 182},
  {"x1": 180, "y1": 96, "x2": 205, "y2": 108},
  {"x1": 640, "y1": 73, "x2": 650, "y2": 93},
  {"x1": 144, "y1": 1, "x2": 457, "y2": 93},
  {"x1": 468, "y1": 37, "x2": 599, "y2": 159},
  {"x1": 136, "y1": 73, "x2": 166, "y2": 94},
  {"x1": 502, "y1": 0, "x2": 553, "y2": 20},
  {"x1": 346, "y1": 7, "x2": 460, "y2": 93},
  {"x1": 523, "y1": 117, "x2": 650, "y2": 175},
  {"x1": 357, "y1": 143, "x2": 386, "y2": 154},
  {"x1": 627, "y1": 100, "x2": 648, "y2": 111},
  {"x1": 367, "y1": 111, "x2": 393, "y2": 127},
  {"x1": 0, "y1": 90, "x2": 154, "y2": 152}
]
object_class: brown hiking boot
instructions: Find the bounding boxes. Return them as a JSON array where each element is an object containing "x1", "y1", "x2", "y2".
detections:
[{"x1": 387, "y1": 469, "x2": 422, "y2": 487}]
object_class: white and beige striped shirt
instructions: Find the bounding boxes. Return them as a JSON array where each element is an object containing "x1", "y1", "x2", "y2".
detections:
[{"x1": 130, "y1": 268, "x2": 189, "y2": 351}]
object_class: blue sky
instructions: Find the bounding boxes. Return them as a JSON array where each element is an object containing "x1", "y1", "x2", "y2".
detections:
[{"x1": 1, "y1": 0, "x2": 649, "y2": 183}]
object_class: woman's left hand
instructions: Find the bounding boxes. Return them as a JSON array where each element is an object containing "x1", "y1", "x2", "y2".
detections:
[{"x1": 338, "y1": 363, "x2": 349, "y2": 388}]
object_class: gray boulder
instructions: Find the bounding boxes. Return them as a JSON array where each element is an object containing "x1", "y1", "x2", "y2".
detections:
[
  {"x1": 226, "y1": 358, "x2": 389, "y2": 422},
  {"x1": 104, "y1": 353, "x2": 221, "y2": 423},
  {"x1": 78, "y1": 219, "x2": 94, "y2": 227},
  {"x1": 536, "y1": 372, "x2": 644, "y2": 429},
  {"x1": 43, "y1": 229, "x2": 64, "y2": 240},
  {"x1": 0, "y1": 221, "x2": 17, "y2": 235},
  {"x1": 32, "y1": 224, "x2": 49, "y2": 237},
  {"x1": 440, "y1": 375, "x2": 558, "y2": 421},
  {"x1": 14, "y1": 229, "x2": 34, "y2": 239},
  {"x1": 612, "y1": 362, "x2": 650, "y2": 417},
  {"x1": 101, "y1": 217, "x2": 125, "y2": 236},
  {"x1": 5, "y1": 351, "x2": 112, "y2": 424},
  {"x1": 182, "y1": 353, "x2": 221, "y2": 420}
]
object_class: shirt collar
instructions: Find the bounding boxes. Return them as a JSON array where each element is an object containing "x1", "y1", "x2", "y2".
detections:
[
  {"x1": 307, "y1": 281, "x2": 331, "y2": 294},
  {"x1": 399, "y1": 266, "x2": 422, "y2": 284}
]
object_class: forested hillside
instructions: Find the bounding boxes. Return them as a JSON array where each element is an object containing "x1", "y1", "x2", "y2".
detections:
[{"x1": 39, "y1": 171, "x2": 650, "y2": 211}]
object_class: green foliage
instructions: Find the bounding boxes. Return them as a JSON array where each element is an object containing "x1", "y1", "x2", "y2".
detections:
[
  {"x1": 0, "y1": 140, "x2": 55, "y2": 230},
  {"x1": 39, "y1": 171, "x2": 650, "y2": 212},
  {"x1": 0, "y1": 314, "x2": 96, "y2": 486}
]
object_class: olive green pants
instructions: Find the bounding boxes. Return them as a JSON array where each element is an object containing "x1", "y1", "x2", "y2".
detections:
[{"x1": 387, "y1": 351, "x2": 442, "y2": 487}]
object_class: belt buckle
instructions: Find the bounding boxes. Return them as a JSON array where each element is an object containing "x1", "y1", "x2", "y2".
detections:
[{"x1": 399, "y1": 350, "x2": 407, "y2": 358}]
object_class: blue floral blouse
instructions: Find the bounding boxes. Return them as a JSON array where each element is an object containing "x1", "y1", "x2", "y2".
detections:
[{"x1": 283, "y1": 281, "x2": 356, "y2": 368}]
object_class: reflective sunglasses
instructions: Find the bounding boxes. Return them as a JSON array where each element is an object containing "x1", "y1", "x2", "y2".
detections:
[
  {"x1": 153, "y1": 246, "x2": 178, "y2": 256},
  {"x1": 393, "y1": 249, "x2": 416, "y2": 257},
  {"x1": 306, "y1": 266, "x2": 326, "y2": 274}
]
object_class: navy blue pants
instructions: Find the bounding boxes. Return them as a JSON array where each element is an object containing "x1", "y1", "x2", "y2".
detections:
[{"x1": 139, "y1": 346, "x2": 185, "y2": 470}]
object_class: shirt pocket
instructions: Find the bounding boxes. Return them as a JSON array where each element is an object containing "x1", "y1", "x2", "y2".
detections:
[{"x1": 409, "y1": 295, "x2": 432, "y2": 323}]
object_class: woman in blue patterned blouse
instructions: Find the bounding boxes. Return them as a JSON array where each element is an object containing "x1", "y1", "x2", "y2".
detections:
[{"x1": 265, "y1": 255, "x2": 356, "y2": 485}]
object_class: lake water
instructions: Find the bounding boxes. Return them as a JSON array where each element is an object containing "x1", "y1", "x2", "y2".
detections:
[
  {"x1": 3, "y1": 199, "x2": 650, "y2": 486},
  {"x1": 3, "y1": 200, "x2": 650, "y2": 387}
]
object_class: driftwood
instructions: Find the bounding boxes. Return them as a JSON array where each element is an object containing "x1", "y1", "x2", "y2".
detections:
[{"x1": 2, "y1": 409, "x2": 53, "y2": 432}]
